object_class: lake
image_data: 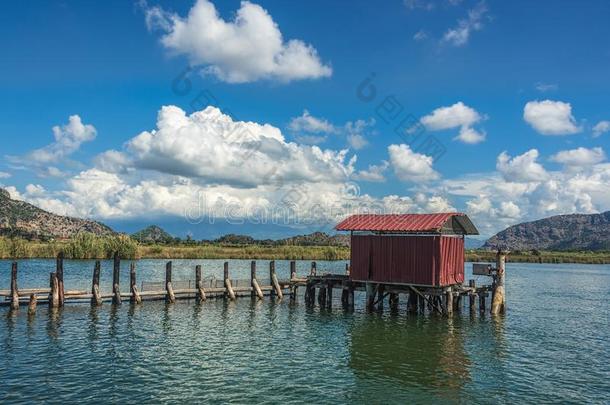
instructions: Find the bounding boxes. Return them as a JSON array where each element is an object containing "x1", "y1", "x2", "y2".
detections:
[{"x1": 1, "y1": 260, "x2": 609, "y2": 403}]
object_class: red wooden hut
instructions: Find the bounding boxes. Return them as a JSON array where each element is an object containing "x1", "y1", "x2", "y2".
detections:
[{"x1": 335, "y1": 213, "x2": 479, "y2": 287}]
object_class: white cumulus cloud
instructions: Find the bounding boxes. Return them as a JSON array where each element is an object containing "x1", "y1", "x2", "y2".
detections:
[
  {"x1": 523, "y1": 100, "x2": 582, "y2": 135},
  {"x1": 388, "y1": 144, "x2": 439, "y2": 183},
  {"x1": 592, "y1": 120, "x2": 610, "y2": 137},
  {"x1": 420, "y1": 101, "x2": 486, "y2": 144},
  {"x1": 145, "y1": 0, "x2": 332, "y2": 83},
  {"x1": 352, "y1": 161, "x2": 389, "y2": 183},
  {"x1": 550, "y1": 147, "x2": 606, "y2": 168},
  {"x1": 496, "y1": 149, "x2": 549, "y2": 182}
]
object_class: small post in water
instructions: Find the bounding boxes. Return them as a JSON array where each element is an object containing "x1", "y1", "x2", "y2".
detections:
[
  {"x1": 49, "y1": 272, "x2": 59, "y2": 308},
  {"x1": 224, "y1": 262, "x2": 236, "y2": 301},
  {"x1": 250, "y1": 261, "x2": 263, "y2": 300},
  {"x1": 491, "y1": 250, "x2": 507, "y2": 315},
  {"x1": 91, "y1": 261, "x2": 102, "y2": 306},
  {"x1": 166, "y1": 261, "x2": 176, "y2": 303},
  {"x1": 130, "y1": 263, "x2": 142, "y2": 304},
  {"x1": 269, "y1": 260, "x2": 283, "y2": 299},
  {"x1": 195, "y1": 265, "x2": 206, "y2": 302},
  {"x1": 468, "y1": 280, "x2": 476, "y2": 312},
  {"x1": 10, "y1": 262, "x2": 19, "y2": 310},
  {"x1": 56, "y1": 252, "x2": 65, "y2": 307},
  {"x1": 28, "y1": 293, "x2": 37, "y2": 314},
  {"x1": 310, "y1": 261, "x2": 317, "y2": 277},
  {"x1": 112, "y1": 252, "x2": 122, "y2": 305}
]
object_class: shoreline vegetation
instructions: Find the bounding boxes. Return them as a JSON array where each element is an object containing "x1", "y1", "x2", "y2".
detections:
[{"x1": 1, "y1": 234, "x2": 610, "y2": 264}]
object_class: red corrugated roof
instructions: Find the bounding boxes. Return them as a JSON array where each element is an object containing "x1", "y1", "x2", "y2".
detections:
[{"x1": 335, "y1": 213, "x2": 465, "y2": 233}]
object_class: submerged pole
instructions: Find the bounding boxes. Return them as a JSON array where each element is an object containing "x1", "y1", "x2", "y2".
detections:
[{"x1": 491, "y1": 250, "x2": 507, "y2": 315}]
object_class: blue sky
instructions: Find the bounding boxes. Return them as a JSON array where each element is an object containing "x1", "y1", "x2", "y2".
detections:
[{"x1": 1, "y1": 0, "x2": 609, "y2": 239}]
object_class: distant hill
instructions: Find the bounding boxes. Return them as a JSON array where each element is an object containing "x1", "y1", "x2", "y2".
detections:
[
  {"x1": 0, "y1": 187, "x2": 114, "y2": 240},
  {"x1": 212, "y1": 231, "x2": 349, "y2": 247},
  {"x1": 131, "y1": 225, "x2": 174, "y2": 244},
  {"x1": 483, "y1": 211, "x2": 610, "y2": 251}
]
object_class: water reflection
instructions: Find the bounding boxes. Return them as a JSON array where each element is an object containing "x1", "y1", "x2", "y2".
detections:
[{"x1": 348, "y1": 316, "x2": 472, "y2": 401}]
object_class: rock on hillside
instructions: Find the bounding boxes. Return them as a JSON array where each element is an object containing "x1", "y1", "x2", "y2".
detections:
[
  {"x1": 0, "y1": 188, "x2": 114, "y2": 239},
  {"x1": 483, "y1": 211, "x2": 610, "y2": 251}
]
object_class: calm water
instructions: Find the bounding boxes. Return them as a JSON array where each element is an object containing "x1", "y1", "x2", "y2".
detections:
[{"x1": 0, "y1": 259, "x2": 608, "y2": 404}]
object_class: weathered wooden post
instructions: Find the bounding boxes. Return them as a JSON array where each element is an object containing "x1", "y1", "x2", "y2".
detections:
[
  {"x1": 304, "y1": 281, "x2": 315, "y2": 306},
  {"x1": 491, "y1": 250, "x2": 507, "y2": 315},
  {"x1": 345, "y1": 263, "x2": 350, "y2": 276},
  {"x1": 478, "y1": 291, "x2": 487, "y2": 313},
  {"x1": 28, "y1": 294, "x2": 37, "y2": 314},
  {"x1": 112, "y1": 252, "x2": 122, "y2": 305},
  {"x1": 365, "y1": 282, "x2": 375, "y2": 310},
  {"x1": 326, "y1": 280, "x2": 333, "y2": 308},
  {"x1": 130, "y1": 263, "x2": 141, "y2": 304},
  {"x1": 166, "y1": 261, "x2": 176, "y2": 303},
  {"x1": 418, "y1": 294, "x2": 425, "y2": 313},
  {"x1": 250, "y1": 261, "x2": 263, "y2": 300},
  {"x1": 195, "y1": 265, "x2": 206, "y2": 302},
  {"x1": 224, "y1": 262, "x2": 236, "y2": 300},
  {"x1": 56, "y1": 252, "x2": 65, "y2": 307},
  {"x1": 317, "y1": 284, "x2": 326, "y2": 307},
  {"x1": 310, "y1": 261, "x2": 317, "y2": 276},
  {"x1": 269, "y1": 261, "x2": 282, "y2": 299},
  {"x1": 290, "y1": 261, "x2": 296, "y2": 280},
  {"x1": 49, "y1": 272, "x2": 59, "y2": 308},
  {"x1": 347, "y1": 283, "x2": 355, "y2": 308},
  {"x1": 376, "y1": 284, "x2": 385, "y2": 311},
  {"x1": 91, "y1": 261, "x2": 102, "y2": 306},
  {"x1": 469, "y1": 279, "x2": 476, "y2": 312},
  {"x1": 445, "y1": 288, "x2": 453, "y2": 315},
  {"x1": 389, "y1": 293, "x2": 399, "y2": 311},
  {"x1": 10, "y1": 262, "x2": 19, "y2": 310},
  {"x1": 407, "y1": 292, "x2": 418, "y2": 313}
]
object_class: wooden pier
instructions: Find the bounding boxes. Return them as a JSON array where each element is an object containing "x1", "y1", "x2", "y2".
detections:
[{"x1": 1, "y1": 252, "x2": 501, "y2": 316}]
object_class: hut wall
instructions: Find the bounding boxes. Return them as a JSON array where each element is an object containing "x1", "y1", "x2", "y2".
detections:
[{"x1": 349, "y1": 235, "x2": 464, "y2": 287}]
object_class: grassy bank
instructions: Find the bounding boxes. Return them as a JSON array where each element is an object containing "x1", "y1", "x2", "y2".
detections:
[
  {"x1": 0, "y1": 234, "x2": 348, "y2": 261},
  {"x1": 466, "y1": 249, "x2": 610, "y2": 264},
  {"x1": 1, "y1": 235, "x2": 609, "y2": 263}
]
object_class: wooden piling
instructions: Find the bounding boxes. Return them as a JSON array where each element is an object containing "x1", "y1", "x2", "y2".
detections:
[
  {"x1": 469, "y1": 280, "x2": 476, "y2": 311},
  {"x1": 49, "y1": 272, "x2": 59, "y2": 308},
  {"x1": 445, "y1": 288, "x2": 453, "y2": 315},
  {"x1": 310, "y1": 261, "x2": 317, "y2": 276},
  {"x1": 326, "y1": 281, "x2": 333, "y2": 308},
  {"x1": 130, "y1": 263, "x2": 142, "y2": 304},
  {"x1": 389, "y1": 293, "x2": 399, "y2": 310},
  {"x1": 290, "y1": 261, "x2": 296, "y2": 280},
  {"x1": 91, "y1": 261, "x2": 102, "y2": 306},
  {"x1": 28, "y1": 293, "x2": 37, "y2": 314},
  {"x1": 479, "y1": 291, "x2": 487, "y2": 313},
  {"x1": 305, "y1": 282, "x2": 315, "y2": 306},
  {"x1": 407, "y1": 292, "x2": 418, "y2": 313},
  {"x1": 365, "y1": 282, "x2": 375, "y2": 310},
  {"x1": 195, "y1": 265, "x2": 206, "y2": 302},
  {"x1": 250, "y1": 261, "x2": 263, "y2": 300},
  {"x1": 166, "y1": 261, "x2": 176, "y2": 303},
  {"x1": 56, "y1": 252, "x2": 65, "y2": 307},
  {"x1": 269, "y1": 261, "x2": 282, "y2": 299},
  {"x1": 347, "y1": 285, "x2": 354, "y2": 308},
  {"x1": 345, "y1": 263, "x2": 350, "y2": 276},
  {"x1": 112, "y1": 252, "x2": 121, "y2": 305},
  {"x1": 491, "y1": 250, "x2": 507, "y2": 315},
  {"x1": 317, "y1": 286, "x2": 326, "y2": 307},
  {"x1": 224, "y1": 262, "x2": 236, "y2": 301},
  {"x1": 10, "y1": 262, "x2": 19, "y2": 310}
]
